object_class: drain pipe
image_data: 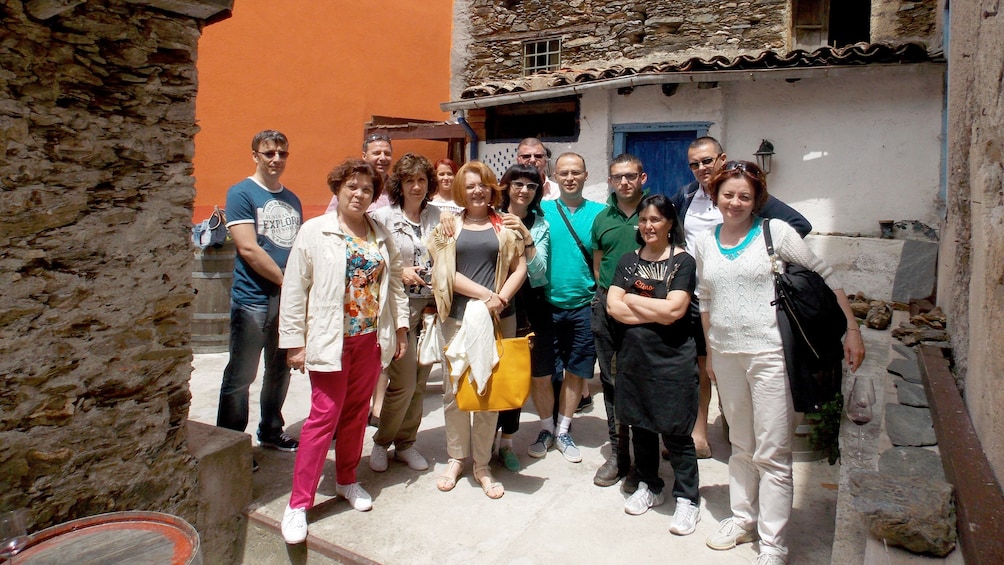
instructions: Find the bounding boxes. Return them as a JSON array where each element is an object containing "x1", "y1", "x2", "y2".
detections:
[{"x1": 457, "y1": 114, "x2": 478, "y2": 161}]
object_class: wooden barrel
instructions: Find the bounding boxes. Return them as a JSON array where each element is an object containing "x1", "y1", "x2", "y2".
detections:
[
  {"x1": 192, "y1": 242, "x2": 235, "y2": 354},
  {"x1": 16, "y1": 511, "x2": 202, "y2": 565}
]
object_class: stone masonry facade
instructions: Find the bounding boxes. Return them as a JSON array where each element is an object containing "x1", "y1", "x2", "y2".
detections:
[
  {"x1": 455, "y1": 0, "x2": 938, "y2": 85},
  {"x1": 0, "y1": 0, "x2": 213, "y2": 530}
]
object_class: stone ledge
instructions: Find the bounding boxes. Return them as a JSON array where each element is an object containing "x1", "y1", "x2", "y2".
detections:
[
  {"x1": 186, "y1": 421, "x2": 252, "y2": 565},
  {"x1": 919, "y1": 344, "x2": 1004, "y2": 564},
  {"x1": 243, "y1": 509, "x2": 377, "y2": 565}
]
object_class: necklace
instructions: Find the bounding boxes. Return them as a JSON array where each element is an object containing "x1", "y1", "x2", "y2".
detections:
[{"x1": 465, "y1": 214, "x2": 490, "y2": 224}]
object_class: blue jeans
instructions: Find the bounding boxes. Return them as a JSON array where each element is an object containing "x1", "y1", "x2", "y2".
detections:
[{"x1": 217, "y1": 295, "x2": 290, "y2": 440}]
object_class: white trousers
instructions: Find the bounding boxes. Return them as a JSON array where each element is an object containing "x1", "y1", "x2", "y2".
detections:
[{"x1": 711, "y1": 347, "x2": 794, "y2": 558}]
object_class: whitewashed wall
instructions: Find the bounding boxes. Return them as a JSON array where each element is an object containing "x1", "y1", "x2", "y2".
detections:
[
  {"x1": 477, "y1": 64, "x2": 943, "y2": 236},
  {"x1": 723, "y1": 64, "x2": 944, "y2": 235}
]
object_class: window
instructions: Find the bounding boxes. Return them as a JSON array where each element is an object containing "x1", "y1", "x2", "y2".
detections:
[
  {"x1": 522, "y1": 38, "x2": 561, "y2": 76},
  {"x1": 485, "y1": 96, "x2": 579, "y2": 142},
  {"x1": 793, "y1": 0, "x2": 870, "y2": 50}
]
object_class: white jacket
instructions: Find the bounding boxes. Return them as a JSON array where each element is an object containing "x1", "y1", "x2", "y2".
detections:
[{"x1": 278, "y1": 213, "x2": 409, "y2": 372}]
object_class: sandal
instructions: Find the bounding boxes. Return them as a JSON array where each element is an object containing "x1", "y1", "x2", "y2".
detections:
[
  {"x1": 474, "y1": 467, "x2": 505, "y2": 499},
  {"x1": 437, "y1": 458, "x2": 464, "y2": 492}
]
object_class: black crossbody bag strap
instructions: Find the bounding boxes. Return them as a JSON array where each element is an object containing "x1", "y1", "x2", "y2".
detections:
[{"x1": 556, "y1": 204, "x2": 595, "y2": 275}]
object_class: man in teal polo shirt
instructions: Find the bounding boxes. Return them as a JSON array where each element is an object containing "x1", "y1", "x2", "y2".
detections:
[
  {"x1": 590, "y1": 153, "x2": 648, "y2": 487},
  {"x1": 528, "y1": 152, "x2": 607, "y2": 464}
]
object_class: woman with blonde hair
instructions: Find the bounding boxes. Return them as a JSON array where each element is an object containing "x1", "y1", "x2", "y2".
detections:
[{"x1": 428, "y1": 160, "x2": 527, "y2": 499}]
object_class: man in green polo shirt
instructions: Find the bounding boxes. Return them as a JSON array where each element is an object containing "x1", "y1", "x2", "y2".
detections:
[{"x1": 590, "y1": 153, "x2": 648, "y2": 487}]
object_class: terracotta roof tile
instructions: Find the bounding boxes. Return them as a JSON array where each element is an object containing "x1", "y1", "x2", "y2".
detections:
[{"x1": 459, "y1": 42, "x2": 940, "y2": 100}]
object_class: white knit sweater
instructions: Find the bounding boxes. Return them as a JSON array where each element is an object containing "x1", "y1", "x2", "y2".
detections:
[{"x1": 694, "y1": 219, "x2": 840, "y2": 355}]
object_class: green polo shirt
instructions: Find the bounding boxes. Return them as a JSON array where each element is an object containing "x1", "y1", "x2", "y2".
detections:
[{"x1": 591, "y1": 191, "x2": 645, "y2": 289}]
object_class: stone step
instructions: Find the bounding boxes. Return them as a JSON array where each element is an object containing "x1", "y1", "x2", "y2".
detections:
[{"x1": 242, "y1": 508, "x2": 376, "y2": 565}]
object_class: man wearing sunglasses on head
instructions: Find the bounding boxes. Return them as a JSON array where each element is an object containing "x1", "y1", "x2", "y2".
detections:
[
  {"x1": 219, "y1": 130, "x2": 303, "y2": 462},
  {"x1": 516, "y1": 137, "x2": 561, "y2": 201},
  {"x1": 326, "y1": 133, "x2": 395, "y2": 213},
  {"x1": 670, "y1": 136, "x2": 810, "y2": 462}
]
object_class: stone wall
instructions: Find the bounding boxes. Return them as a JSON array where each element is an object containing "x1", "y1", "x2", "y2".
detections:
[
  {"x1": 454, "y1": 0, "x2": 939, "y2": 86},
  {"x1": 0, "y1": 0, "x2": 214, "y2": 531},
  {"x1": 941, "y1": 1, "x2": 1004, "y2": 483}
]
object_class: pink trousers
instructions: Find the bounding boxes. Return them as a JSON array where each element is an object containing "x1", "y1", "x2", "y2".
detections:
[{"x1": 289, "y1": 332, "x2": 381, "y2": 509}]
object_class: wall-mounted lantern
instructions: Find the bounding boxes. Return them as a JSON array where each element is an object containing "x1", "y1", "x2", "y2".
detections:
[{"x1": 754, "y1": 139, "x2": 775, "y2": 174}]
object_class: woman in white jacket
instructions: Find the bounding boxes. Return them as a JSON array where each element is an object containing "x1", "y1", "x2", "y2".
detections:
[{"x1": 278, "y1": 159, "x2": 408, "y2": 545}]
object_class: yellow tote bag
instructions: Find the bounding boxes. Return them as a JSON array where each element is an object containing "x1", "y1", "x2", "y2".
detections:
[{"x1": 455, "y1": 333, "x2": 533, "y2": 412}]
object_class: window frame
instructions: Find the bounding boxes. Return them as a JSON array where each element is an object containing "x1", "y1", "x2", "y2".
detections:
[{"x1": 522, "y1": 37, "x2": 562, "y2": 76}]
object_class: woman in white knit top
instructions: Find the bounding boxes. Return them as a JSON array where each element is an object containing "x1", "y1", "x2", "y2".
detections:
[{"x1": 693, "y1": 161, "x2": 865, "y2": 565}]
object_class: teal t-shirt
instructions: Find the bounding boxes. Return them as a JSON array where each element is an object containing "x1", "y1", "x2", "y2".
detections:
[{"x1": 541, "y1": 198, "x2": 607, "y2": 309}]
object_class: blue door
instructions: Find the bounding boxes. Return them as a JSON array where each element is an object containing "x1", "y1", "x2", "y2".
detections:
[{"x1": 624, "y1": 130, "x2": 698, "y2": 198}]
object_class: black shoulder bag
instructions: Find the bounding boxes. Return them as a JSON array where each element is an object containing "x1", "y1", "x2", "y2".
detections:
[
  {"x1": 763, "y1": 219, "x2": 846, "y2": 413},
  {"x1": 556, "y1": 204, "x2": 595, "y2": 276}
]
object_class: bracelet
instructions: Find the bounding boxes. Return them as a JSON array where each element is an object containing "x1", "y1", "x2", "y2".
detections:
[
  {"x1": 481, "y1": 292, "x2": 494, "y2": 303},
  {"x1": 525, "y1": 240, "x2": 535, "y2": 248},
  {"x1": 847, "y1": 327, "x2": 861, "y2": 332}
]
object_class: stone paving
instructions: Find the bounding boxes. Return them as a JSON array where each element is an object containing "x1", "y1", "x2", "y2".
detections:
[{"x1": 190, "y1": 354, "x2": 843, "y2": 564}]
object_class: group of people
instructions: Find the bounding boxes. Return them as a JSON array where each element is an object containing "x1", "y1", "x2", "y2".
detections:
[{"x1": 216, "y1": 130, "x2": 865, "y2": 565}]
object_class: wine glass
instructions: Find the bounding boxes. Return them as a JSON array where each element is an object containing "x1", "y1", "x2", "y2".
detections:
[
  {"x1": 845, "y1": 377, "x2": 876, "y2": 459},
  {"x1": 0, "y1": 509, "x2": 29, "y2": 564}
]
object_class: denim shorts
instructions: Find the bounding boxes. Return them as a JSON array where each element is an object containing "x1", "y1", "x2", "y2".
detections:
[{"x1": 551, "y1": 304, "x2": 596, "y2": 379}]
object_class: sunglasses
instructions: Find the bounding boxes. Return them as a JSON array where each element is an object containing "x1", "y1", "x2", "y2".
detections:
[
  {"x1": 688, "y1": 156, "x2": 718, "y2": 170},
  {"x1": 365, "y1": 133, "x2": 391, "y2": 143},
  {"x1": 723, "y1": 160, "x2": 761, "y2": 175},
  {"x1": 518, "y1": 153, "x2": 546, "y2": 161},
  {"x1": 511, "y1": 181, "x2": 540, "y2": 191},
  {"x1": 256, "y1": 150, "x2": 289, "y2": 160}
]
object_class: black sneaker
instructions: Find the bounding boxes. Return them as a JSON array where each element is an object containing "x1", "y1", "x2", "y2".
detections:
[
  {"x1": 576, "y1": 395, "x2": 593, "y2": 414},
  {"x1": 260, "y1": 431, "x2": 299, "y2": 452}
]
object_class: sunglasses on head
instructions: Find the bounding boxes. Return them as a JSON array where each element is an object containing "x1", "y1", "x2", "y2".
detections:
[{"x1": 723, "y1": 160, "x2": 761, "y2": 175}]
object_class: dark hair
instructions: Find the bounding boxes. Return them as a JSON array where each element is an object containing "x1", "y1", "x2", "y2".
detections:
[
  {"x1": 251, "y1": 130, "x2": 287, "y2": 152},
  {"x1": 386, "y1": 153, "x2": 436, "y2": 208},
  {"x1": 327, "y1": 158, "x2": 384, "y2": 201},
  {"x1": 707, "y1": 160, "x2": 769, "y2": 214},
  {"x1": 499, "y1": 164, "x2": 545, "y2": 215},
  {"x1": 452, "y1": 161, "x2": 502, "y2": 209},
  {"x1": 362, "y1": 132, "x2": 392, "y2": 153},
  {"x1": 634, "y1": 194, "x2": 686, "y2": 247},
  {"x1": 610, "y1": 153, "x2": 644, "y2": 175},
  {"x1": 433, "y1": 158, "x2": 458, "y2": 174},
  {"x1": 689, "y1": 136, "x2": 723, "y2": 154}
]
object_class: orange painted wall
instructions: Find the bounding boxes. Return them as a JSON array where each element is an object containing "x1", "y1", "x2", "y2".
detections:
[{"x1": 193, "y1": 1, "x2": 453, "y2": 221}]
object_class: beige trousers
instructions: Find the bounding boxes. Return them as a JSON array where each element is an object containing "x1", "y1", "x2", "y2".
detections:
[
  {"x1": 441, "y1": 314, "x2": 515, "y2": 470},
  {"x1": 373, "y1": 297, "x2": 435, "y2": 450}
]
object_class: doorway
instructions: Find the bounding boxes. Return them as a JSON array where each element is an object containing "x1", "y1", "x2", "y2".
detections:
[{"x1": 613, "y1": 122, "x2": 711, "y2": 198}]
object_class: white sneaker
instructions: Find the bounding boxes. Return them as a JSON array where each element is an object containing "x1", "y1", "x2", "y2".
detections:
[
  {"x1": 280, "y1": 506, "x2": 307, "y2": 544},
  {"x1": 756, "y1": 553, "x2": 787, "y2": 565},
  {"x1": 369, "y1": 444, "x2": 389, "y2": 472},
  {"x1": 395, "y1": 446, "x2": 429, "y2": 471},
  {"x1": 335, "y1": 482, "x2": 373, "y2": 512},
  {"x1": 624, "y1": 482, "x2": 665, "y2": 515},
  {"x1": 707, "y1": 517, "x2": 758, "y2": 550},
  {"x1": 669, "y1": 497, "x2": 701, "y2": 535}
]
